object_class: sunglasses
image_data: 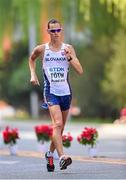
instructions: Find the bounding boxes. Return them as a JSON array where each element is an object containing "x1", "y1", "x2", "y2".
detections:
[{"x1": 48, "y1": 28, "x2": 62, "y2": 33}]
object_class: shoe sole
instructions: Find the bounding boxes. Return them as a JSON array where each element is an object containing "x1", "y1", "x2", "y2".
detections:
[
  {"x1": 47, "y1": 168, "x2": 54, "y2": 172},
  {"x1": 46, "y1": 164, "x2": 55, "y2": 172},
  {"x1": 60, "y1": 157, "x2": 72, "y2": 170}
]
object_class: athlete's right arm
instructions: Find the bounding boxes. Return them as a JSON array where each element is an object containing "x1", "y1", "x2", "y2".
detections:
[{"x1": 29, "y1": 45, "x2": 44, "y2": 86}]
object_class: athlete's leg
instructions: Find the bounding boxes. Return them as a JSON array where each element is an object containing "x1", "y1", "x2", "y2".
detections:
[
  {"x1": 49, "y1": 109, "x2": 69, "y2": 152},
  {"x1": 48, "y1": 105, "x2": 64, "y2": 157},
  {"x1": 49, "y1": 112, "x2": 56, "y2": 153},
  {"x1": 48, "y1": 105, "x2": 72, "y2": 170},
  {"x1": 48, "y1": 94, "x2": 71, "y2": 155},
  {"x1": 61, "y1": 109, "x2": 69, "y2": 133}
]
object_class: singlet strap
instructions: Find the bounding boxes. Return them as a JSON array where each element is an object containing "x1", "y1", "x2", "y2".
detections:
[
  {"x1": 61, "y1": 43, "x2": 70, "y2": 50},
  {"x1": 45, "y1": 43, "x2": 50, "y2": 50},
  {"x1": 61, "y1": 43, "x2": 66, "y2": 50}
]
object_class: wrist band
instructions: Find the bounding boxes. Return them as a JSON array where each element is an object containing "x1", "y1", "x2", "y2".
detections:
[{"x1": 68, "y1": 56, "x2": 73, "y2": 62}]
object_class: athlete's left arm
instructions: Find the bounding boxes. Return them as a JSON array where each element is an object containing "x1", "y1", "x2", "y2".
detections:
[{"x1": 64, "y1": 45, "x2": 83, "y2": 75}]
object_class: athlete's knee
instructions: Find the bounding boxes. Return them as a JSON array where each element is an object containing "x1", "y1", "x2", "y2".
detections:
[{"x1": 53, "y1": 121, "x2": 63, "y2": 130}]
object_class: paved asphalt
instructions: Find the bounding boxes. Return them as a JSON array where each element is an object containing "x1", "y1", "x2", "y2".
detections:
[{"x1": 0, "y1": 119, "x2": 126, "y2": 179}]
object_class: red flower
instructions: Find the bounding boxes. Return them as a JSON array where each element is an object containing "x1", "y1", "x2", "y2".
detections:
[
  {"x1": 34, "y1": 124, "x2": 53, "y2": 142},
  {"x1": 77, "y1": 127, "x2": 98, "y2": 147},
  {"x1": 2, "y1": 126, "x2": 19, "y2": 145},
  {"x1": 62, "y1": 132, "x2": 73, "y2": 148}
]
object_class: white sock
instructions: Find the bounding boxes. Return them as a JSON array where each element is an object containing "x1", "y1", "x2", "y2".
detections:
[
  {"x1": 59, "y1": 155, "x2": 66, "y2": 161},
  {"x1": 47, "y1": 150, "x2": 53, "y2": 157}
]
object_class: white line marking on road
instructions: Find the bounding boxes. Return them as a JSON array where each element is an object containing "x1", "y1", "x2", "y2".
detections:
[{"x1": 0, "y1": 161, "x2": 19, "y2": 165}]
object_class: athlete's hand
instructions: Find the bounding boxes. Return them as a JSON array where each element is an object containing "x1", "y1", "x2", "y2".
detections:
[
  {"x1": 64, "y1": 46, "x2": 72, "y2": 60},
  {"x1": 30, "y1": 73, "x2": 40, "y2": 86}
]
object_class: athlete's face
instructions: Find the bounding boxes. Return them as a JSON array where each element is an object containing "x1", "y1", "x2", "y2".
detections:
[{"x1": 47, "y1": 23, "x2": 62, "y2": 39}]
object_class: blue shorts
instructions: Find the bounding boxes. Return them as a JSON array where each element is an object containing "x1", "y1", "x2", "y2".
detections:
[{"x1": 42, "y1": 93, "x2": 72, "y2": 111}]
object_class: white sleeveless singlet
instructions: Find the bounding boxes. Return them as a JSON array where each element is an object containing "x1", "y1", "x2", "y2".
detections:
[{"x1": 42, "y1": 43, "x2": 71, "y2": 96}]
